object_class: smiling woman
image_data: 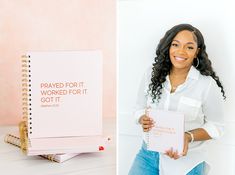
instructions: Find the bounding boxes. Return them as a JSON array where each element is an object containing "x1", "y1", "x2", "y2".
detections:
[
  {"x1": 170, "y1": 30, "x2": 199, "y2": 70},
  {"x1": 169, "y1": 30, "x2": 200, "y2": 93},
  {"x1": 129, "y1": 24, "x2": 226, "y2": 175}
]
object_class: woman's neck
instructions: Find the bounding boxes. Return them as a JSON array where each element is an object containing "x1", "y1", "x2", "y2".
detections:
[
  {"x1": 170, "y1": 67, "x2": 191, "y2": 78},
  {"x1": 169, "y1": 67, "x2": 191, "y2": 93}
]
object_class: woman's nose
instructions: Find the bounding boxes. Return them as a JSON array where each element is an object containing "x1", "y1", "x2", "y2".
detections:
[{"x1": 177, "y1": 47, "x2": 187, "y2": 54}]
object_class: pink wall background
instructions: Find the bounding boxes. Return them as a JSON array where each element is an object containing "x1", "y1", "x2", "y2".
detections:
[{"x1": 0, "y1": 0, "x2": 116, "y2": 125}]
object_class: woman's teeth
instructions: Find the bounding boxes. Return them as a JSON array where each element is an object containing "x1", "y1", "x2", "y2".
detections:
[{"x1": 175, "y1": 57, "x2": 187, "y2": 61}]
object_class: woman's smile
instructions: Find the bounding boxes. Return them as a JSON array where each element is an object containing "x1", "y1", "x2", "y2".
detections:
[{"x1": 174, "y1": 56, "x2": 188, "y2": 61}]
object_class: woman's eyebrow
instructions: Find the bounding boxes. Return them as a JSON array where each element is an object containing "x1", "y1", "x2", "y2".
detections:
[{"x1": 172, "y1": 40, "x2": 196, "y2": 45}]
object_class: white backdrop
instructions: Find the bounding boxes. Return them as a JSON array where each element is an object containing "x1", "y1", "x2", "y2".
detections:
[{"x1": 118, "y1": 0, "x2": 235, "y2": 174}]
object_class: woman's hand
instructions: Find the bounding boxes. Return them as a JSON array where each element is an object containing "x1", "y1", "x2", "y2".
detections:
[
  {"x1": 164, "y1": 132, "x2": 191, "y2": 160},
  {"x1": 138, "y1": 115, "x2": 155, "y2": 132}
]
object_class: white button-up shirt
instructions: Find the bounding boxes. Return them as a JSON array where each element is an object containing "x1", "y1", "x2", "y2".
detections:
[{"x1": 134, "y1": 66, "x2": 225, "y2": 175}]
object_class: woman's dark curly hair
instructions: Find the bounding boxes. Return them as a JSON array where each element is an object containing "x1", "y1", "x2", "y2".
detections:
[{"x1": 148, "y1": 24, "x2": 226, "y2": 102}]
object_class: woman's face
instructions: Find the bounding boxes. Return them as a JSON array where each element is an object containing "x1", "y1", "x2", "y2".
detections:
[{"x1": 169, "y1": 30, "x2": 199, "y2": 70}]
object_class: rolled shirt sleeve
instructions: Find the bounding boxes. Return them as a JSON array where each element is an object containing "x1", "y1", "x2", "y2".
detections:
[{"x1": 201, "y1": 78, "x2": 225, "y2": 139}]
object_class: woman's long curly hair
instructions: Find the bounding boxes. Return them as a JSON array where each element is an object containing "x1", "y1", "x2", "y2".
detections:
[{"x1": 148, "y1": 24, "x2": 226, "y2": 102}]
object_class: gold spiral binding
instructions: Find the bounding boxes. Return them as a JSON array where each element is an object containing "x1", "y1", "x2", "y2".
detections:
[
  {"x1": 20, "y1": 55, "x2": 31, "y2": 154},
  {"x1": 146, "y1": 132, "x2": 150, "y2": 149},
  {"x1": 19, "y1": 120, "x2": 28, "y2": 153},
  {"x1": 4, "y1": 134, "x2": 21, "y2": 148},
  {"x1": 145, "y1": 107, "x2": 151, "y2": 150},
  {"x1": 40, "y1": 154, "x2": 57, "y2": 162}
]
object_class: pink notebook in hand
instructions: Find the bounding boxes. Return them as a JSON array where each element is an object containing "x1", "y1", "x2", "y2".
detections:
[{"x1": 146, "y1": 109, "x2": 184, "y2": 154}]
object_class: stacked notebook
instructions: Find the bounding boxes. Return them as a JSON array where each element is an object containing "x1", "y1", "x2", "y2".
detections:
[
  {"x1": 4, "y1": 132, "x2": 80, "y2": 163},
  {"x1": 3, "y1": 50, "x2": 109, "y2": 162}
]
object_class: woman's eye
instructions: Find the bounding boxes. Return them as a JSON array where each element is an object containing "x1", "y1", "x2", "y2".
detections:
[
  {"x1": 187, "y1": 46, "x2": 194, "y2": 50},
  {"x1": 171, "y1": 43, "x2": 178, "y2": 47}
]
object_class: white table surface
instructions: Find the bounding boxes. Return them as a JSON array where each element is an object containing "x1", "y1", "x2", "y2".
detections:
[{"x1": 0, "y1": 118, "x2": 116, "y2": 175}]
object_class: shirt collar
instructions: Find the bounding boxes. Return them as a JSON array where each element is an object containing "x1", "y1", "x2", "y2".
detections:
[
  {"x1": 164, "y1": 66, "x2": 199, "y2": 91},
  {"x1": 186, "y1": 66, "x2": 200, "y2": 80},
  {"x1": 166, "y1": 66, "x2": 200, "y2": 82}
]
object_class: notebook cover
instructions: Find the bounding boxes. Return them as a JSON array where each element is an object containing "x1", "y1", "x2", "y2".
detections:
[
  {"x1": 147, "y1": 109, "x2": 184, "y2": 154},
  {"x1": 25, "y1": 51, "x2": 103, "y2": 138}
]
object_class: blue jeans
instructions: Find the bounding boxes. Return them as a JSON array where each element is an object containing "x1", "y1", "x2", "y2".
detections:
[{"x1": 128, "y1": 142, "x2": 205, "y2": 175}]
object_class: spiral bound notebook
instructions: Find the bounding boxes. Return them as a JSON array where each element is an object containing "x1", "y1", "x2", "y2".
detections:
[
  {"x1": 146, "y1": 109, "x2": 184, "y2": 154},
  {"x1": 21, "y1": 50, "x2": 105, "y2": 155},
  {"x1": 4, "y1": 133, "x2": 79, "y2": 163}
]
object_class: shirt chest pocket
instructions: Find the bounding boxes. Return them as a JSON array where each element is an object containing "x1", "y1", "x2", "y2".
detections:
[{"x1": 177, "y1": 97, "x2": 202, "y2": 121}]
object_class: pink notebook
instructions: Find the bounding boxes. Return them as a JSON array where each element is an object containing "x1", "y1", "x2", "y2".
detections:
[
  {"x1": 21, "y1": 50, "x2": 104, "y2": 155},
  {"x1": 4, "y1": 132, "x2": 80, "y2": 162},
  {"x1": 146, "y1": 109, "x2": 184, "y2": 154}
]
